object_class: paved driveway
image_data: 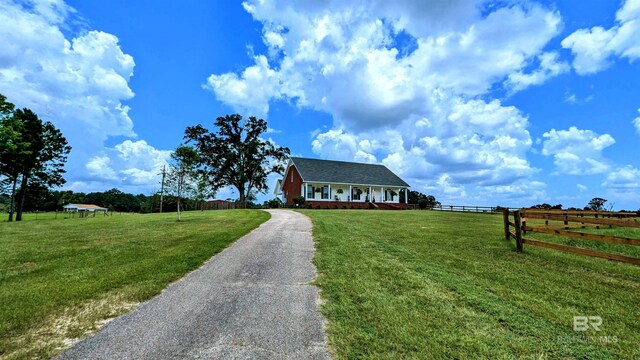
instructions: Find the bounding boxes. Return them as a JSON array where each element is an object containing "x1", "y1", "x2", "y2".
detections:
[{"x1": 58, "y1": 209, "x2": 330, "y2": 359}]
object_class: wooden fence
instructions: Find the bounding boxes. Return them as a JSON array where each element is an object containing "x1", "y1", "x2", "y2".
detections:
[
  {"x1": 202, "y1": 201, "x2": 241, "y2": 210},
  {"x1": 429, "y1": 205, "x2": 521, "y2": 213},
  {"x1": 503, "y1": 209, "x2": 640, "y2": 266}
]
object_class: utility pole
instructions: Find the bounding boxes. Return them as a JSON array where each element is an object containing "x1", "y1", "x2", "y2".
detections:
[{"x1": 159, "y1": 164, "x2": 166, "y2": 213}]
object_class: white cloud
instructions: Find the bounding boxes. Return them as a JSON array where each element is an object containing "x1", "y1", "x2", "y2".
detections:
[
  {"x1": 505, "y1": 51, "x2": 570, "y2": 93},
  {"x1": 601, "y1": 166, "x2": 640, "y2": 208},
  {"x1": 204, "y1": 55, "x2": 281, "y2": 117},
  {"x1": 603, "y1": 165, "x2": 640, "y2": 190},
  {"x1": 86, "y1": 155, "x2": 118, "y2": 181},
  {"x1": 0, "y1": 0, "x2": 172, "y2": 193},
  {"x1": 577, "y1": 183, "x2": 588, "y2": 192},
  {"x1": 541, "y1": 127, "x2": 615, "y2": 175},
  {"x1": 86, "y1": 140, "x2": 171, "y2": 188},
  {"x1": 565, "y1": 92, "x2": 577, "y2": 104},
  {"x1": 210, "y1": 1, "x2": 562, "y2": 125},
  {"x1": 562, "y1": 0, "x2": 640, "y2": 74},
  {"x1": 633, "y1": 108, "x2": 640, "y2": 135},
  {"x1": 206, "y1": 0, "x2": 563, "y2": 204}
]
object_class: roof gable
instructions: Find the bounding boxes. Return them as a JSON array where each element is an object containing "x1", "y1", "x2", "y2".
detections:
[{"x1": 289, "y1": 157, "x2": 410, "y2": 187}]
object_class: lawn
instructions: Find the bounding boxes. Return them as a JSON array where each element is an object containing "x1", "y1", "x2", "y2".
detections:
[
  {"x1": 301, "y1": 210, "x2": 640, "y2": 359},
  {"x1": 0, "y1": 210, "x2": 270, "y2": 359}
]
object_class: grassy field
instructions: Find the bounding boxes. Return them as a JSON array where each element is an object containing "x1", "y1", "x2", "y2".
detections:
[
  {"x1": 301, "y1": 210, "x2": 640, "y2": 359},
  {"x1": 0, "y1": 210, "x2": 269, "y2": 359}
]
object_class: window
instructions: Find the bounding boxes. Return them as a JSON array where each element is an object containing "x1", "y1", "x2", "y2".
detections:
[
  {"x1": 307, "y1": 186, "x2": 314, "y2": 199},
  {"x1": 322, "y1": 186, "x2": 330, "y2": 199},
  {"x1": 291, "y1": 171, "x2": 293, "y2": 183}
]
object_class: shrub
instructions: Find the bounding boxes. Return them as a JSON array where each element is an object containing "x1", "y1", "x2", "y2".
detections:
[
  {"x1": 266, "y1": 198, "x2": 282, "y2": 208},
  {"x1": 316, "y1": 205, "x2": 321, "y2": 209},
  {"x1": 342, "y1": 206, "x2": 347, "y2": 209},
  {"x1": 418, "y1": 199, "x2": 429, "y2": 210},
  {"x1": 334, "y1": 205, "x2": 339, "y2": 209},
  {"x1": 293, "y1": 196, "x2": 305, "y2": 207}
]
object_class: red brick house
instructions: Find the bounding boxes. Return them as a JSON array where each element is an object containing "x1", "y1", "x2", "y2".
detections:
[{"x1": 274, "y1": 157, "x2": 410, "y2": 209}]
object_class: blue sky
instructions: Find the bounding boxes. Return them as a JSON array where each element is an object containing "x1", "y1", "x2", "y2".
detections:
[{"x1": 1, "y1": 0, "x2": 639, "y2": 209}]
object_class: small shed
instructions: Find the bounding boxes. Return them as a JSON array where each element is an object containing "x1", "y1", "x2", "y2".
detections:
[{"x1": 63, "y1": 203, "x2": 109, "y2": 217}]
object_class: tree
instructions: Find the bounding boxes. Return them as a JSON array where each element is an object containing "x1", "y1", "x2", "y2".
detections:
[
  {"x1": 165, "y1": 145, "x2": 200, "y2": 220},
  {"x1": 264, "y1": 198, "x2": 282, "y2": 209},
  {"x1": 184, "y1": 114, "x2": 290, "y2": 208},
  {"x1": 0, "y1": 94, "x2": 23, "y2": 221},
  {"x1": 586, "y1": 197, "x2": 607, "y2": 211},
  {"x1": 11, "y1": 108, "x2": 71, "y2": 221},
  {"x1": 530, "y1": 203, "x2": 562, "y2": 210},
  {"x1": 407, "y1": 190, "x2": 440, "y2": 208}
]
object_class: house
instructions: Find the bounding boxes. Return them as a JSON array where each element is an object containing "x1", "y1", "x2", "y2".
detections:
[{"x1": 274, "y1": 157, "x2": 410, "y2": 209}]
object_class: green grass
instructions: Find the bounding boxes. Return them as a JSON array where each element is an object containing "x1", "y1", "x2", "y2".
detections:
[
  {"x1": 0, "y1": 210, "x2": 269, "y2": 359},
  {"x1": 300, "y1": 210, "x2": 640, "y2": 359}
]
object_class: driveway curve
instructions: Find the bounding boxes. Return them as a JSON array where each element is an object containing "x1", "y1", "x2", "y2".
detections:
[{"x1": 58, "y1": 209, "x2": 330, "y2": 359}]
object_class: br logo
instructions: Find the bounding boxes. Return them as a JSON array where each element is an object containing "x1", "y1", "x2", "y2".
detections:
[{"x1": 573, "y1": 316, "x2": 602, "y2": 331}]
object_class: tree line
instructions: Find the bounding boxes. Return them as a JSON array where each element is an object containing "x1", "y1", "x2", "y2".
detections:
[{"x1": 0, "y1": 187, "x2": 215, "y2": 214}]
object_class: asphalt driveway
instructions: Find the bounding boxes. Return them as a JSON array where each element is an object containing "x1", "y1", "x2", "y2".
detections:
[{"x1": 58, "y1": 209, "x2": 330, "y2": 359}]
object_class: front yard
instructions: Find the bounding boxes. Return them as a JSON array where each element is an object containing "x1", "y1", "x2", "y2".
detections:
[
  {"x1": 0, "y1": 210, "x2": 269, "y2": 359},
  {"x1": 301, "y1": 210, "x2": 640, "y2": 359}
]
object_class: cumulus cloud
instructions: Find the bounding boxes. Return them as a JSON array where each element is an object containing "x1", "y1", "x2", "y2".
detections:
[
  {"x1": 85, "y1": 140, "x2": 171, "y2": 188},
  {"x1": 603, "y1": 166, "x2": 640, "y2": 190},
  {"x1": 601, "y1": 166, "x2": 640, "y2": 206},
  {"x1": 205, "y1": 0, "x2": 564, "y2": 202},
  {"x1": 204, "y1": 55, "x2": 281, "y2": 117},
  {"x1": 562, "y1": 0, "x2": 640, "y2": 74},
  {"x1": 541, "y1": 127, "x2": 615, "y2": 175},
  {"x1": 0, "y1": 0, "x2": 169, "y2": 192}
]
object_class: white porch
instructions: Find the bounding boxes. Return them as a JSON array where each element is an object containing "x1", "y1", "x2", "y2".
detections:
[{"x1": 300, "y1": 183, "x2": 409, "y2": 204}]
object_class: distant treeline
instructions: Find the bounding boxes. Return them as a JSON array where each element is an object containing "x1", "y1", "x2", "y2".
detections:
[{"x1": 0, "y1": 187, "x2": 207, "y2": 213}]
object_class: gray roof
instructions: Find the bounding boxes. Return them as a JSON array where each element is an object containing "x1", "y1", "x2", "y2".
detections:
[{"x1": 290, "y1": 157, "x2": 410, "y2": 187}]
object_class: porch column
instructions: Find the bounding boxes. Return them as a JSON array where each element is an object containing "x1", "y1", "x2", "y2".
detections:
[
  {"x1": 303, "y1": 183, "x2": 307, "y2": 198},
  {"x1": 381, "y1": 187, "x2": 384, "y2": 202},
  {"x1": 405, "y1": 188, "x2": 409, "y2": 204},
  {"x1": 328, "y1": 184, "x2": 331, "y2": 201},
  {"x1": 368, "y1": 186, "x2": 372, "y2": 202},
  {"x1": 349, "y1": 185, "x2": 352, "y2": 202}
]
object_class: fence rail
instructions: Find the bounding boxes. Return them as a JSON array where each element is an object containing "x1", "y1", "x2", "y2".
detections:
[
  {"x1": 503, "y1": 209, "x2": 640, "y2": 266},
  {"x1": 429, "y1": 205, "x2": 521, "y2": 213}
]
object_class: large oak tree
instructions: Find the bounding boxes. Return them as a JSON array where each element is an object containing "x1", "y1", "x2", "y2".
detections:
[{"x1": 185, "y1": 114, "x2": 290, "y2": 208}]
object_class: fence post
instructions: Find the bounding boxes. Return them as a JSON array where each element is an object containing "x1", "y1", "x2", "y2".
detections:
[
  {"x1": 503, "y1": 209, "x2": 510, "y2": 241},
  {"x1": 514, "y1": 211, "x2": 523, "y2": 252}
]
